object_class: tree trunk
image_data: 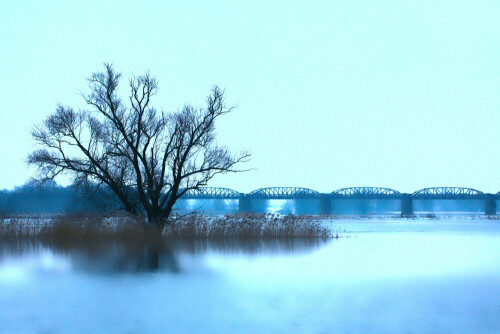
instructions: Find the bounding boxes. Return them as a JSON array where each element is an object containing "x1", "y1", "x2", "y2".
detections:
[{"x1": 146, "y1": 208, "x2": 164, "y2": 226}]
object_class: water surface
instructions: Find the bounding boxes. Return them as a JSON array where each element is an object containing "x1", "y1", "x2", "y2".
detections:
[{"x1": 1, "y1": 220, "x2": 500, "y2": 333}]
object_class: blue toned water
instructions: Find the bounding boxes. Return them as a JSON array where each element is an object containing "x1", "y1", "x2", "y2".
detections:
[{"x1": 1, "y1": 220, "x2": 500, "y2": 333}]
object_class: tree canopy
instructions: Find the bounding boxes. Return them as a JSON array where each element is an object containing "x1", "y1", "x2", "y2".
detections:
[{"x1": 28, "y1": 64, "x2": 249, "y2": 224}]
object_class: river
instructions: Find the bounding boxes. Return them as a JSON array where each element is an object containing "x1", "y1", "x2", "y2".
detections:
[{"x1": 1, "y1": 219, "x2": 499, "y2": 333}]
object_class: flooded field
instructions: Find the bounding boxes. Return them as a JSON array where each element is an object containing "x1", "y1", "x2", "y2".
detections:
[{"x1": 1, "y1": 219, "x2": 500, "y2": 333}]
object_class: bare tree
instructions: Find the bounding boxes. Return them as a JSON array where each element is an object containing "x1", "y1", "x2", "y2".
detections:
[{"x1": 28, "y1": 64, "x2": 250, "y2": 224}]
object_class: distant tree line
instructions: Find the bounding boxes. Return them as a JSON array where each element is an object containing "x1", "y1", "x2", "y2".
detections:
[{"x1": 0, "y1": 181, "x2": 118, "y2": 215}]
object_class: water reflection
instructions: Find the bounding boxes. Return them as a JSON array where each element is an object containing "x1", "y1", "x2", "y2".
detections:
[{"x1": 0, "y1": 238, "x2": 329, "y2": 274}]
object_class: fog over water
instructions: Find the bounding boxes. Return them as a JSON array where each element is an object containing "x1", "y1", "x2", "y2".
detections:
[
  {"x1": 1, "y1": 220, "x2": 500, "y2": 333},
  {"x1": 173, "y1": 198, "x2": 489, "y2": 215},
  {"x1": 2, "y1": 184, "x2": 494, "y2": 216}
]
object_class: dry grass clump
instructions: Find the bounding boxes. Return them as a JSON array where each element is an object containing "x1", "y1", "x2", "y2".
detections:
[
  {"x1": 0, "y1": 214, "x2": 50, "y2": 238},
  {"x1": 163, "y1": 213, "x2": 335, "y2": 238}
]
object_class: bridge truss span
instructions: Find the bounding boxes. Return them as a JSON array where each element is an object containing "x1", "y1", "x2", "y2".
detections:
[
  {"x1": 331, "y1": 187, "x2": 402, "y2": 199},
  {"x1": 180, "y1": 187, "x2": 241, "y2": 199},
  {"x1": 248, "y1": 187, "x2": 320, "y2": 199},
  {"x1": 412, "y1": 187, "x2": 485, "y2": 199}
]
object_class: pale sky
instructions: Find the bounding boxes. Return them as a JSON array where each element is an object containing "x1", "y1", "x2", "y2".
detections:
[{"x1": 1, "y1": 0, "x2": 499, "y2": 193}]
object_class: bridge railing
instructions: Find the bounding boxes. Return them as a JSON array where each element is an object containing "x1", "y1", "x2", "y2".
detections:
[
  {"x1": 412, "y1": 187, "x2": 485, "y2": 199},
  {"x1": 248, "y1": 187, "x2": 320, "y2": 199},
  {"x1": 179, "y1": 187, "x2": 241, "y2": 199},
  {"x1": 331, "y1": 187, "x2": 401, "y2": 199}
]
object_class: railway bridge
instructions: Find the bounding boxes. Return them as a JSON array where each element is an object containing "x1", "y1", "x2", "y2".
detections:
[{"x1": 174, "y1": 186, "x2": 499, "y2": 216}]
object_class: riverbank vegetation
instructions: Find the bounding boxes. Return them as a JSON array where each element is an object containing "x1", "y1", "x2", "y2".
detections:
[{"x1": 0, "y1": 213, "x2": 336, "y2": 240}]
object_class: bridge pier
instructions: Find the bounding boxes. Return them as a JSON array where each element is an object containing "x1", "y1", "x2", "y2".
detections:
[
  {"x1": 401, "y1": 193, "x2": 413, "y2": 217},
  {"x1": 485, "y1": 194, "x2": 496, "y2": 215},
  {"x1": 238, "y1": 194, "x2": 251, "y2": 213},
  {"x1": 319, "y1": 194, "x2": 331, "y2": 215}
]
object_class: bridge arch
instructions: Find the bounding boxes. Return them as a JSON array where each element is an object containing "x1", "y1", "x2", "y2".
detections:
[
  {"x1": 180, "y1": 187, "x2": 241, "y2": 199},
  {"x1": 331, "y1": 187, "x2": 401, "y2": 199},
  {"x1": 412, "y1": 187, "x2": 485, "y2": 199},
  {"x1": 248, "y1": 187, "x2": 320, "y2": 199}
]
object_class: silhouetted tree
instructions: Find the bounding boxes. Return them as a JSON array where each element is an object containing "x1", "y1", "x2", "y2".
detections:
[{"x1": 28, "y1": 64, "x2": 249, "y2": 224}]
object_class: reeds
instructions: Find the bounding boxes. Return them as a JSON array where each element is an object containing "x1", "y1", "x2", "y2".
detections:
[
  {"x1": 0, "y1": 212, "x2": 337, "y2": 240},
  {"x1": 162, "y1": 213, "x2": 334, "y2": 238}
]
